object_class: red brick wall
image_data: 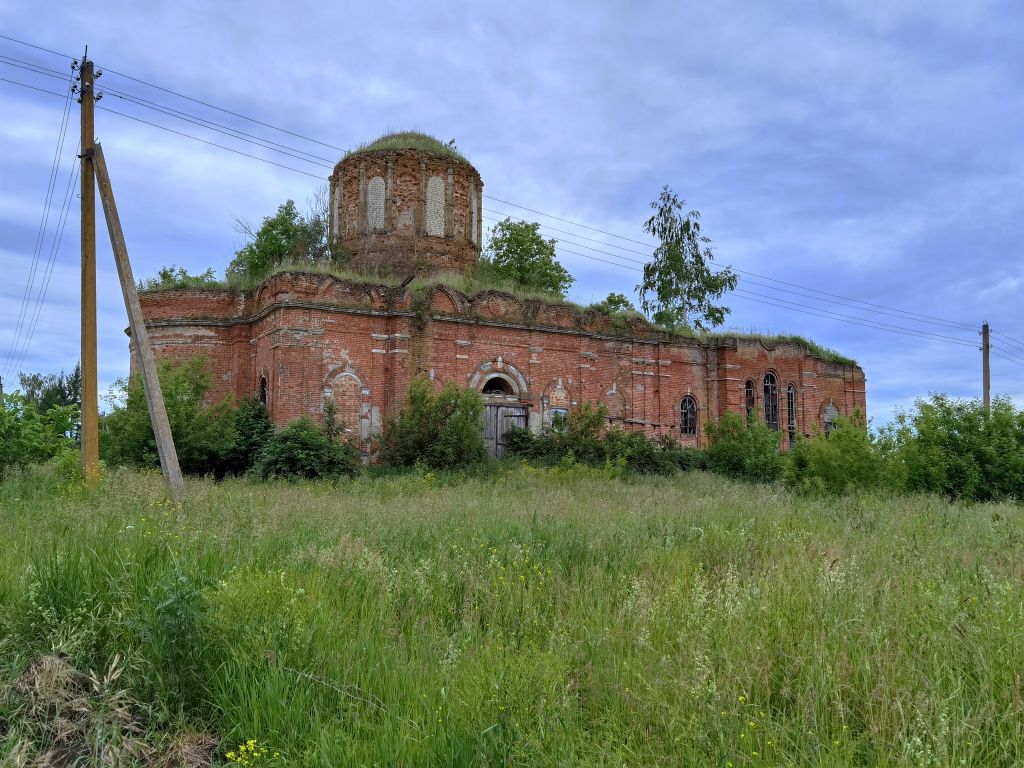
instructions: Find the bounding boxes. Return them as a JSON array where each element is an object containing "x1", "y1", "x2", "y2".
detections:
[{"x1": 138, "y1": 273, "x2": 867, "y2": 449}]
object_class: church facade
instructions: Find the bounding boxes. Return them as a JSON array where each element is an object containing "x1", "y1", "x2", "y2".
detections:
[{"x1": 137, "y1": 135, "x2": 866, "y2": 455}]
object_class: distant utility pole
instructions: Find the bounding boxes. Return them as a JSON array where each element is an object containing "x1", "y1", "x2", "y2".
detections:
[
  {"x1": 78, "y1": 49, "x2": 99, "y2": 477},
  {"x1": 982, "y1": 321, "x2": 991, "y2": 410}
]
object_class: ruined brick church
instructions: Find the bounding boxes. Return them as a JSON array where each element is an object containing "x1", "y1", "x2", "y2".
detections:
[{"x1": 138, "y1": 133, "x2": 866, "y2": 456}]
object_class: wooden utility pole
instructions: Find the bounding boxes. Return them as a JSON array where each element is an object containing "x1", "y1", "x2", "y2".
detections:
[
  {"x1": 982, "y1": 322, "x2": 991, "y2": 410},
  {"x1": 79, "y1": 51, "x2": 99, "y2": 477},
  {"x1": 91, "y1": 143, "x2": 185, "y2": 502}
]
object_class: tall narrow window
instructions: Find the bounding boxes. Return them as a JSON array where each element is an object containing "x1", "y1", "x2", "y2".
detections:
[
  {"x1": 258, "y1": 376, "x2": 268, "y2": 407},
  {"x1": 367, "y1": 176, "x2": 385, "y2": 231},
  {"x1": 786, "y1": 384, "x2": 797, "y2": 445},
  {"x1": 823, "y1": 403, "x2": 840, "y2": 436},
  {"x1": 763, "y1": 372, "x2": 779, "y2": 430},
  {"x1": 744, "y1": 380, "x2": 755, "y2": 420},
  {"x1": 426, "y1": 176, "x2": 445, "y2": 236},
  {"x1": 680, "y1": 395, "x2": 697, "y2": 436}
]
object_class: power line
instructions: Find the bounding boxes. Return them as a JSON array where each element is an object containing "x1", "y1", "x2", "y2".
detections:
[
  {"x1": 541, "y1": 234, "x2": 981, "y2": 349},
  {"x1": 11, "y1": 148, "x2": 80, "y2": 377},
  {"x1": 0, "y1": 34, "x2": 72, "y2": 61},
  {"x1": 0, "y1": 49, "x2": 991, "y2": 357},
  {"x1": 991, "y1": 346, "x2": 1024, "y2": 367},
  {"x1": 484, "y1": 210, "x2": 977, "y2": 333},
  {"x1": 0, "y1": 74, "x2": 71, "y2": 99},
  {"x1": 103, "y1": 87, "x2": 336, "y2": 165},
  {"x1": 992, "y1": 329, "x2": 1024, "y2": 355},
  {"x1": 99, "y1": 66, "x2": 349, "y2": 154},
  {"x1": 97, "y1": 105, "x2": 326, "y2": 178},
  {"x1": 0, "y1": 56, "x2": 75, "y2": 82},
  {"x1": 66, "y1": 60, "x2": 987, "y2": 336},
  {"x1": 991, "y1": 350, "x2": 1024, "y2": 369},
  {"x1": 3, "y1": 78, "x2": 74, "y2": 376}
]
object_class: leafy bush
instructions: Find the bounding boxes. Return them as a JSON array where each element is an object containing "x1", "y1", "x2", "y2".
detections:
[
  {"x1": 101, "y1": 357, "x2": 236, "y2": 476},
  {"x1": 507, "y1": 405, "x2": 684, "y2": 476},
  {"x1": 786, "y1": 414, "x2": 882, "y2": 496},
  {"x1": 0, "y1": 393, "x2": 79, "y2": 478},
  {"x1": 138, "y1": 265, "x2": 222, "y2": 292},
  {"x1": 880, "y1": 395, "x2": 1024, "y2": 502},
  {"x1": 704, "y1": 411, "x2": 784, "y2": 483},
  {"x1": 225, "y1": 395, "x2": 274, "y2": 475},
  {"x1": 254, "y1": 416, "x2": 360, "y2": 479},
  {"x1": 380, "y1": 379, "x2": 487, "y2": 470}
]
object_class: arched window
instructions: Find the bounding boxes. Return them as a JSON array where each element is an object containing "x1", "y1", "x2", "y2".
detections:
[
  {"x1": 258, "y1": 375, "x2": 268, "y2": 406},
  {"x1": 823, "y1": 403, "x2": 840, "y2": 436},
  {"x1": 680, "y1": 395, "x2": 697, "y2": 436},
  {"x1": 763, "y1": 372, "x2": 779, "y2": 431},
  {"x1": 367, "y1": 176, "x2": 385, "y2": 231},
  {"x1": 744, "y1": 380, "x2": 755, "y2": 420},
  {"x1": 786, "y1": 384, "x2": 797, "y2": 445},
  {"x1": 426, "y1": 176, "x2": 445, "y2": 236}
]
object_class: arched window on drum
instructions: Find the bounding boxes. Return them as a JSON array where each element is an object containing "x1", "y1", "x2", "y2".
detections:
[
  {"x1": 680, "y1": 395, "x2": 697, "y2": 436},
  {"x1": 744, "y1": 380, "x2": 755, "y2": 421}
]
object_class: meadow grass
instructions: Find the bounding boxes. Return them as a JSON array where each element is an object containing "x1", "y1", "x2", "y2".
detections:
[{"x1": 0, "y1": 464, "x2": 1021, "y2": 766}]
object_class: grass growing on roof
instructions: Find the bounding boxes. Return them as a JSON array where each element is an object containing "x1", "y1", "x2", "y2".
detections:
[
  {"x1": 344, "y1": 131, "x2": 470, "y2": 163},
  {"x1": 0, "y1": 464, "x2": 1021, "y2": 765},
  {"x1": 705, "y1": 330, "x2": 858, "y2": 365}
]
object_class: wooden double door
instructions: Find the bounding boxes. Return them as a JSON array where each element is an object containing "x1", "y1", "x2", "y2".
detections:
[{"x1": 483, "y1": 404, "x2": 528, "y2": 457}]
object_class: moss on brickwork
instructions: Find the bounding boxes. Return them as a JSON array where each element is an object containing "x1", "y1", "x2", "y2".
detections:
[
  {"x1": 138, "y1": 265, "x2": 856, "y2": 365},
  {"x1": 704, "y1": 331, "x2": 857, "y2": 366},
  {"x1": 344, "y1": 131, "x2": 470, "y2": 164}
]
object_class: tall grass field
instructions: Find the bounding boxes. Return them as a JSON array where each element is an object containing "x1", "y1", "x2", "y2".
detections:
[{"x1": 1, "y1": 464, "x2": 1022, "y2": 766}]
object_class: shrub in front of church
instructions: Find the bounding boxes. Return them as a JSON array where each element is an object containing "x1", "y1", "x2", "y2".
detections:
[
  {"x1": 253, "y1": 417, "x2": 360, "y2": 480},
  {"x1": 703, "y1": 411, "x2": 785, "y2": 484},
  {"x1": 101, "y1": 357, "x2": 238, "y2": 476},
  {"x1": 380, "y1": 379, "x2": 487, "y2": 469},
  {"x1": 225, "y1": 395, "x2": 275, "y2": 475},
  {"x1": 506, "y1": 404, "x2": 682, "y2": 476},
  {"x1": 786, "y1": 414, "x2": 883, "y2": 496}
]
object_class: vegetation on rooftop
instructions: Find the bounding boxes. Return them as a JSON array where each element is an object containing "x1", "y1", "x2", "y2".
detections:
[{"x1": 344, "y1": 131, "x2": 470, "y2": 163}]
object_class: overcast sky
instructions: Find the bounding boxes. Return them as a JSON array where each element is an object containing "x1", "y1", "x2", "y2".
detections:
[{"x1": 1, "y1": 0, "x2": 1022, "y2": 422}]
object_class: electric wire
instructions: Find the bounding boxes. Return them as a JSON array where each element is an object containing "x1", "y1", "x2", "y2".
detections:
[
  {"x1": 11, "y1": 148, "x2": 80, "y2": 377},
  {"x1": 483, "y1": 210, "x2": 978, "y2": 332},
  {"x1": 0, "y1": 56, "x2": 75, "y2": 82},
  {"x1": 3, "y1": 77, "x2": 73, "y2": 376},
  {"x1": 992, "y1": 329, "x2": 1024, "y2": 355},
  {"x1": 0, "y1": 54, "x2": 1010, "y2": 368},
  {"x1": 991, "y1": 350, "x2": 1024, "y2": 368},
  {"x1": 53, "y1": 58, "x2": 990, "y2": 336},
  {"x1": 0, "y1": 33, "x2": 1012, "y2": 340}
]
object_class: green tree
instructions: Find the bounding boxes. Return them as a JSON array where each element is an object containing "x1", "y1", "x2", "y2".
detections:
[
  {"x1": 481, "y1": 218, "x2": 574, "y2": 297},
  {"x1": 380, "y1": 379, "x2": 487, "y2": 469},
  {"x1": 704, "y1": 411, "x2": 784, "y2": 484},
  {"x1": 101, "y1": 357, "x2": 237, "y2": 476},
  {"x1": 599, "y1": 292, "x2": 636, "y2": 313},
  {"x1": 0, "y1": 392, "x2": 78, "y2": 477},
  {"x1": 637, "y1": 186, "x2": 737, "y2": 331},
  {"x1": 226, "y1": 189, "x2": 342, "y2": 286},
  {"x1": 18, "y1": 365, "x2": 81, "y2": 417},
  {"x1": 254, "y1": 417, "x2": 360, "y2": 480},
  {"x1": 786, "y1": 414, "x2": 882, "y2": 496}
]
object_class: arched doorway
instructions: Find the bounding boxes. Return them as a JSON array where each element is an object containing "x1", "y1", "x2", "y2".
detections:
[{"x1": 474, "y1": 368, "x2": 528, "y2": 458}]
